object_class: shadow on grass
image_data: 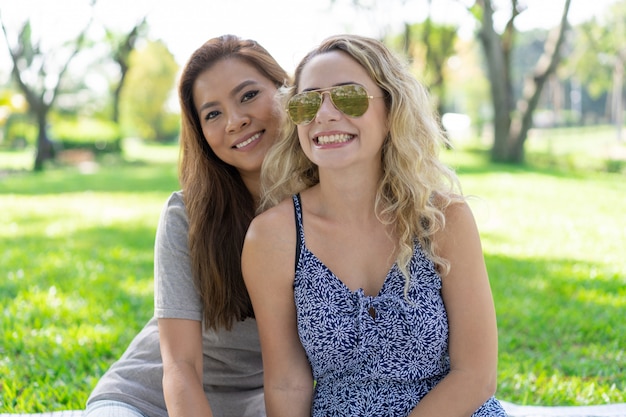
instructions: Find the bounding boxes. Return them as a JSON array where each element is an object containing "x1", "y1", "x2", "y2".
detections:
[
  {"x1": 0, "y1": 161, "x2": 180, "y2": 195},
  {"x1": 444, "y1": 146, "x2": 621, "y2": 180},
  {"x1": 486, "y1": 252, "x2": 625, "y2": 403}
]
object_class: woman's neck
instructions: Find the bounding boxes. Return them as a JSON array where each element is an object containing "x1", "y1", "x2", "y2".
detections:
[
  {"x1": 314, "y1": 166, "x2": 382, "y2": 224},
  {"x1": 240, "y1": 173, "x2": 261, "y2": 204}
]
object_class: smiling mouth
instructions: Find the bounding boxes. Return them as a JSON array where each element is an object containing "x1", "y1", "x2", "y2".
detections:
[
  {"x1": 234, "y1": 132, "x2": 262, "y2": 149},
  {"x1": 315, "y1": 133, "x2": 354, "y2": 145}
]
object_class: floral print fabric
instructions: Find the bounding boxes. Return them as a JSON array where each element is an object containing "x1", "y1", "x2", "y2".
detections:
[{"x1": 292, "y1": 195, "x2": 506, "y2": 416}]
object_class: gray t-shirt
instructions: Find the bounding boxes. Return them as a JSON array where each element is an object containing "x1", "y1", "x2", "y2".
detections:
[{"x1": 87, "y1": 191, "x2": 264, "y2": 417}]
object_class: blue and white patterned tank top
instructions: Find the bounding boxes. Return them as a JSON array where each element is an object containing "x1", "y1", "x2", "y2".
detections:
[{"x1": 292, "y1": 194, "x2": 507, "y2": 416}]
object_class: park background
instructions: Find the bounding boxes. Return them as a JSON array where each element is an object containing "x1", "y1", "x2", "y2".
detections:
[{"x1": 1, "y1": 0, "x2": 624, "y2": 412}]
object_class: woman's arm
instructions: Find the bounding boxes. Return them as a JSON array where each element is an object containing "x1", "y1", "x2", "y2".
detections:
[
  {"x1": 154, "y1": 194, "x2": 213, "y2": 417},
  {"x1": 159, "y1": 318, "x2": 213, "y2": 417},
  {"x1": 409, "y1": 201, "x2": 499, "y2": 417},
  {"x1": 242, "y1": 204, "x2": 314, "y2": 417}
]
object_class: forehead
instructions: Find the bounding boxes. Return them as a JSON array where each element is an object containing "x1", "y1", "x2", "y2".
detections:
[
  {"x1": 298, "y1": 50, "x2": 374, "y2": 91},
  {"x1": 193, "y1": 57, "x2": 270, "y2": 102}
]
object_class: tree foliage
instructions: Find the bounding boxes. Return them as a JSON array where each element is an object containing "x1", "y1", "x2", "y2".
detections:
[
  {"x1": 338, "y1": 0, "x2": 574, "y2": 163},
  {"x1": 106, "y1": 17, "x2": 148, "y2": 124},
  {"x1": 395, "y1": 18, "x2": 458, "y2": 118},
  {"x1": 120, "y1": 40, "x2": 179, "y2": 142},
  {"x1": 570, "y1": 1, "x2": 626, "y2": 99},
  {"x1": 568, "y1": 1, "x2": 625, "y2": 141},
  {"x1": 0, "y1": 2, "x2": 155, "y2": 170}
]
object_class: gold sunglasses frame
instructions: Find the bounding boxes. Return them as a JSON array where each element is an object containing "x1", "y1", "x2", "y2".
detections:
[{"x1": 286, "y1": 84, "x2": 381, "y2": 125}]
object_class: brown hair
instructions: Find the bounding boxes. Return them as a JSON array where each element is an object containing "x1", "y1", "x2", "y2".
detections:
[{"x1": 178, "y1": 35, "x2": 289, "y2": 330}]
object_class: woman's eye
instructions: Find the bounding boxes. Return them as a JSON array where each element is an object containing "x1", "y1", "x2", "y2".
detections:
[
  {"x1": 205, "y1": 110, "x2": 220, "y2": 121},
  {"x1": 242, "y1": 90, "x2": 259, "y2": 102}
]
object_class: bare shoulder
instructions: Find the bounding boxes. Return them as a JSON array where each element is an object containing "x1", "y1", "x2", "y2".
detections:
[
  {"x1": 243, "y1": 197, "x2": 298, "y2": 297},
  {"x1": 247, "y1": 197, "x2": 297, "y2": 246},
  {"x1": 433, "y1": 198, "x2": 481, "y2": 255},
  {"x1": 243, "y1": 197, "x2": 298, "y2": 277},
  {"x1": 443, "y1": 198, "x2": 475, "y2": 227}
]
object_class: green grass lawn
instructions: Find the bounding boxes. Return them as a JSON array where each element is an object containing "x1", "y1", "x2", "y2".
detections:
[
  {"x1": 442, "y1": 147, "x2": 625, "y2": 406},
  {"x1": 1, "y1": 133, "x2": 625, "y2": 411},
  {"x1": 1, "y1": 142, "x2": 180, "y2": 412}
]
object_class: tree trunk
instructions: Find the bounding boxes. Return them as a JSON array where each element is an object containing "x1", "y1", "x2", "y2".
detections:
[
  {"x1": 477, "y1": 0, "x2": 513, "y2": 162},
  {"x1": 1, "y1": 12, "x2": 94, "y2": 171},
  {"x1": 613, "y1": 57, "x2": 624, "y2": 142},
  {"x1": 508, "y1": 0, "x2": 572, "y2": 163},
  {"x1": 477, "y1": 0, "x2": 571, "y2": 163},
  {"x1": 33, "y1": 110, "x2": 54, "y2": 172},
  {"x1": 112, "y1": 71, "x2": 126, "y2": 124},
  {"x1": 111, "y1": 17, "x2": 146, "y2": 125}
]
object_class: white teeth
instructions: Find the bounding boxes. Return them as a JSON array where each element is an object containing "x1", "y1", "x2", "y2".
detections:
[
  {"x1": 235, "y1": 132, "x2": 261, "y2": 149},
  {"x1": 316, "y1": 134, "x2": 353, "y2": 144}
]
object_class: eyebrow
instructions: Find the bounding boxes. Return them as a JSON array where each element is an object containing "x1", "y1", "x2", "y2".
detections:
[{"x1": 198, "y1": 80, "x2": 259, "y2": 112}]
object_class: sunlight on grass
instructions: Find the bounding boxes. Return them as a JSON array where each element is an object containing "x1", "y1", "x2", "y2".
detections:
[
  {"x1": 526, "y1": 125, "x2": 626, "y2": 173},
  {"x1": 3, "y1": 193, "x2": 167, "y2": 233},
  {"x1": 0, "y1": 138, "x2": 180, "y2": 173},
  {"x1": 441, "y1": 142, "x2": 625, "y2": 406},
  {"x1": 0, "y1": 148, "x2": 34, "y2": 171},
  {"x1": 1, "y1": 135, "x2": 625, "y2": 411},
  {"x1": 1, "y1": 156, "x2": 179, "y2": 412},
  {"x1": 123, "y1": 137, "x2": 180, "y2": 164},
  {"x1": 463, "y1": 172, "x2": 624, "y2": 264}
]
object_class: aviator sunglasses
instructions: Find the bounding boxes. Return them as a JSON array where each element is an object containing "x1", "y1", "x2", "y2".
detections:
[{"x1": 286, "y1": 84, "x2": 382, "y2": 125}]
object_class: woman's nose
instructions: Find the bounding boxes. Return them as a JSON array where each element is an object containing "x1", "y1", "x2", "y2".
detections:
[
  {"x1": 314, "y1": 92, "x2": 341, "y2": 123},
  {"x1": 226, "y1": 111, "x2": 250, "y2": 132}
]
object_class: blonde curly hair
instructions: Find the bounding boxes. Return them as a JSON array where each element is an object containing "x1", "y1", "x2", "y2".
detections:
[{"x1": 260, "y1": 34, "x2": 463, "y2": 282}]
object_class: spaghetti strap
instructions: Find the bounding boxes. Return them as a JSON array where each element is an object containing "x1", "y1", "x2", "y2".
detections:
[{"x1": 292, "y1": 194, "x2": 304, "y2": 272}]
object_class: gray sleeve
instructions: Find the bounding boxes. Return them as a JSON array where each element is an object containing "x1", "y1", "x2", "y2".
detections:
[{"x1": 154, "y1": 191, "x2": 202, "y2": 321}]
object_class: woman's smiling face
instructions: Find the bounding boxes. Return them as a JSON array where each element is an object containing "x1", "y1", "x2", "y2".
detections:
[
  {"x1": 295, "y1": 50, "x2": 388, "y2": 171},
  {"x1": 193, "y1": 57, "x2": 280, "y2": 177}
]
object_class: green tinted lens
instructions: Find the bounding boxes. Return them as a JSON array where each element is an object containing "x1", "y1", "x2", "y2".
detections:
[
  {"x1": 330, "y1": 85, "x2": 369, "y2": 117},
  {"x1": 288, "y1": 91, "x2": 321, "y2": 125},
  {"x1": 287, "y1": 84, "x2": 371, "y2": 125}
]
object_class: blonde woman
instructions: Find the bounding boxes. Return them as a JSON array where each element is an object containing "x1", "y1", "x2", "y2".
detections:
[{"x1": 243, "y1": 34, "x2": 507, "y2": 417}]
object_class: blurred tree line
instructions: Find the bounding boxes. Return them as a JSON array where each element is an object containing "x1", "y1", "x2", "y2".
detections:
[
  {"x1": 0, "y1": 2, "x2": 178, "y2": 171},
  {"x1": 355, "y1": 0, "x2": 624, "y2": 162},
  {"x1": 0, "y1": 0, "x2": 624, "y2": 171}
]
